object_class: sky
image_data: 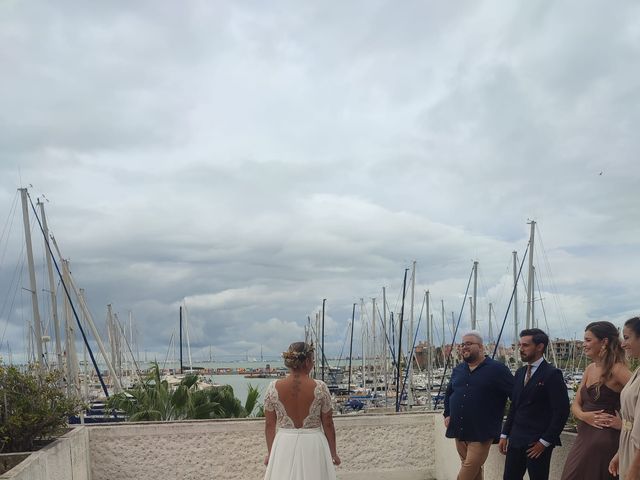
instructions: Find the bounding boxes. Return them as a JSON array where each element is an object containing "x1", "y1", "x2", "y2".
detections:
[{"x1": 1, "y1": 0, "x2": 639, "y2": 365}]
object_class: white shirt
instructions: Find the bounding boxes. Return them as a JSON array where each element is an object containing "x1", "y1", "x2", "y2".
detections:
[{"x1": 525, "y1": 357, "x2": 545, "y2": 385}]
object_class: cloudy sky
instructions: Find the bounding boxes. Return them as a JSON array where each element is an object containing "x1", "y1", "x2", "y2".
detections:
[{"x1": 1, "y1": 0, "x2": 639, "y2": 365}]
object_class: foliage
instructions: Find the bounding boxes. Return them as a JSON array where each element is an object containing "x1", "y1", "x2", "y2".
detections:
[
  {"x1": 106, "y1": 362, "x2": 262, "y2": 421},
  {"x1": 0, "y1": 364, "x2": 83, "y2": 453}
]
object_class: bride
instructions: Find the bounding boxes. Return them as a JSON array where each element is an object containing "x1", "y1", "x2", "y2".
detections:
[{"x1": 263, "y1": 341, "x2": 340, "y2": 480}]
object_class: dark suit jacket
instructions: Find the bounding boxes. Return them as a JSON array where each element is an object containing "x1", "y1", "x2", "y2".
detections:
[{"x1": 501, "y1": 359, "x2": 570, "y2": 448}]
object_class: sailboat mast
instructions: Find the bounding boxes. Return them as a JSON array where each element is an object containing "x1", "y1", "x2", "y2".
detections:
[
  {"x1": 348, "y1": 303, "x2": 355, "y2": 394},
  {"x1": 63, "y1": 260, "x2": 79, "y2": 397},
  {"x1": 19, "y1": 188, "x2": 44, "y2": 371},
  {"x1": 513, "y1": 251, "x2": 519, "y2": 357},
  {"x1": 107, "y1": 304, "x2": 116, "y2": 380},
  {"x1": 38, "y1": 200, "x2": 63, "y2": 371},
  {"x1": 472, "y1": 261, "x2": 478, "y2": 330},
  {"x1": 532, "y1": 265, "x2": 536, "y2": 328},
  {"x1": 425, "y1": 291, "x2": 432, "y2": 408},
  {"x1": 395, "y1": 268, "x2": 408, "y2": 412},
  {"x1": 80, "y1": 289, "x2": 89, "y2": 399},
  {"x1": 360, "y1": 298, "x2": 366, "y2": 388},
  {"x1": 488, "y1": 302, "x2": 494, "y2": 345},
  {"x1": 179, "y1": 305, "x2": 183, "y2": 374},
  {"x1": 441, "y1": 299, "x2": 445, "y2": 367},
  {"x1": 382, "y1": 286, "x2": 388, "y2": 407},
  {"x1": 408, "y1": 261, "x2": 415, "y2": 407},
  {"x1": 321, "y1": 299, "x2": 326, "y2": 382},
  {"x1": 53, "y1": 241, "x2": 122, "y2": 392},
  {"x1": 315, "y1": 312, "x2": 320, "y2": 379},
  {"x1": 371, "y1": 297, "x2": 376, "y2": 395},
  {"x1": 184, "y1": 303, "x2": 193, "y2": 371},
  {"x1": 526, "y1": 221, "x2": 536, "y2": 329}
]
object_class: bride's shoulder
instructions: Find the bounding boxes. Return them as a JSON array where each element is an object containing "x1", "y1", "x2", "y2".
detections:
[
  {"x1": 266, "y1": 379, "x2": 279, "y2": 393},
  {"x1": 313, "y1": 379, "x2": 330, "y2": 391}
]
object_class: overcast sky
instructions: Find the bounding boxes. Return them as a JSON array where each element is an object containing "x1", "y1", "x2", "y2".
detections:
[{"x1": 1, "y1": 0, "x2": 639, "y2": 364}]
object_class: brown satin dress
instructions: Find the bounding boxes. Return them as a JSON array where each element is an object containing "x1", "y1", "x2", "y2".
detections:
[{"x1": 561, "y1": 383, "x2": 621, "y2": 480}]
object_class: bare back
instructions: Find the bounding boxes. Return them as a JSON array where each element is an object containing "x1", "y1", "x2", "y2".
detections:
[{"x1": 264, "y1": 375, "x2": 332, "y2": 429}]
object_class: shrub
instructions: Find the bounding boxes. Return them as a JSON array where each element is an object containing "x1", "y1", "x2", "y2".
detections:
[
  {"x1": 106, "y1": 362, "x2": 262, "y2": 421},
  {"x1": 0, "y1": 364, "x2": 83, "y2": 453}
]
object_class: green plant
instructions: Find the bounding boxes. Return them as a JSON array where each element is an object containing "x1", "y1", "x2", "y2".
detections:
[
  {"x1": 106, "y1": 362, "x2": 262, "y2": 421},
  {"x1": 0, "y1": 364, "x2": 83, "y2": 453}
]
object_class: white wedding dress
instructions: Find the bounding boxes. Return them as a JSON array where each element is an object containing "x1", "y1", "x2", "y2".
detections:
[{"x1": 263, "y1": 379, "x2": 337, "y2": 480}]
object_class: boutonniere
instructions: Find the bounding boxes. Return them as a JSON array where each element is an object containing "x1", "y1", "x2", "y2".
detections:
[{"x1": 537, "y1": 381, "x2": 545, "y2": 386}]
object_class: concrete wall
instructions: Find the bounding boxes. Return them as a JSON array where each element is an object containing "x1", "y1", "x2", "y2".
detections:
[
  {"x1": 433, "y1": 417, "x2": 577, "y2": 480},
  {"x1": 0, "y1": 412, "x2": 579, "y2": 480},
  {"x1": 0, "y1": 427, "x2": 90, "y2": 480},
  {"x1": 88, "y1": 412, "x2": 435, "y2": 480}
]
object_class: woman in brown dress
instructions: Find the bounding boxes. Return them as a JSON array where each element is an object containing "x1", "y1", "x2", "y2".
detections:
[{"x1": 561, "y1": 321, "x2": 631, "y2": 480}]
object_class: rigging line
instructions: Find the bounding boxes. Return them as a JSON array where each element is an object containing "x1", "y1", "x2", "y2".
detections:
[
  {"x1": 113, "y1": 314, "x2": 145, "y2": 386},
  {"x1": 162, "y1": 331, "x2": 175, "y2": 372},
  {"x1": 374, "y1": 302, "x2": 398, "y2": 368},
  {"x1": 536, "y1": 225, "x2": 570, "y2": 336},
  {"x1": 433, "y1": 264, "x2": 475, "y2": 409},
  {"x1": 533, "y1": 262, "x2": 557, "y2": 335},
  {"x1": 0, "y1": 190, "x2": 19, "y2": 243},
  {"x1": 307, "y1": 314, "x2": 332, "y2": 369},
  {"x1": 0, "y1": 254, "x2": 26, "y2": 347},
  {"x1": 399, "y1": 291, "x2": 427, "y2": 401},
  {"x1": 535, "y1": 265, "x2": 558, "y2": 366},
  {"x1": 492, "y1": 242, "x2": 530, "y2": 359},
  {"x1": 0, "y1": 191, "x2": 20, "y2": 270},
  {"x1": 0, "y1": 238, "x2": 26, "y2": 321},
  {"x1": 391, "y1": 273, "x2": 406, "y2": 317},
  {"x1": 490, "y1": 258, "x2": 514, "y2": 316},
  {"x1": 26, "y1": 192, "x2": 110, "y2": 397},
  {"x1": 335, "y1": 320, "x2": 350, "y2": 369}
]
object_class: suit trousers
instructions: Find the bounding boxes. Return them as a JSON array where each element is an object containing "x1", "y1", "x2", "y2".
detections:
[
  {"x1": 503, "y1": 444, "x2": 554, "y2": 480},
  {"x1": 454, "y1": 439, "x2": 493, "y2": 480}
]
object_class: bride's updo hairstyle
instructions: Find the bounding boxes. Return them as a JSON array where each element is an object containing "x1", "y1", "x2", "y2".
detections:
[{"x1": 282, "y1": 341, "x2": 314, "y2": 370}]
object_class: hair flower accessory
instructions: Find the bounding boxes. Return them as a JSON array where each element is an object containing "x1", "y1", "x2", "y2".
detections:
[{"x1": 282, "y1": 342, "x2": 315, "y2": 361}]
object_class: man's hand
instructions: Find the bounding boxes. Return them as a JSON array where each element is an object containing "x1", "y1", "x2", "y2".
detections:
[
  {"x1": 526, "y1": 441, "x2": 546, "y2": 459},
  {"x1": 444, "y1": 416, "x2": 450, "y2": 428},
  {"x1": 498, "y1": 438, "x2": 508, "y2": 455}
]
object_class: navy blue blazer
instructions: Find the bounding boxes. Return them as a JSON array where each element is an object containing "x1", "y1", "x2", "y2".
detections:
[{"x1": 501, "y1": 359, "x2": 570, "y2": 448}]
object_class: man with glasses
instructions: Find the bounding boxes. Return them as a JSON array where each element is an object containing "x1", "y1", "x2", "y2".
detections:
[{"x1": 444, "y1": 330, "x2": 514, "y2": 480}]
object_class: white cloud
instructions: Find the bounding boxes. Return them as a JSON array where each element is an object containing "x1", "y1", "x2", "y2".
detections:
[{"x1": 1, "y1": 0, "x2": 639, "y2": 362}]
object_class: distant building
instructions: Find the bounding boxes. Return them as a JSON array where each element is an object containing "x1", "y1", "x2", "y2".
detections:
[{"x1": 551, "y1": 338, "x2": 583, "y2": 360}]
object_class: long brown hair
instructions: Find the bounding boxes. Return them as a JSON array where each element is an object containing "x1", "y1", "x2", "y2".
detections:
[{"x1": 586, "y1": 321, "x2": 625, "y2": 396}]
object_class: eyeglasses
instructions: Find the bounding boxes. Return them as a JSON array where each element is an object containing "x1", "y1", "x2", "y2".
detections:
[{"x1": 459, "y1": 342, "x2": 480, "y2": 348}]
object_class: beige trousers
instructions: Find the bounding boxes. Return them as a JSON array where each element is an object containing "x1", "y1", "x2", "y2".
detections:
[{"x1": 454, "y1": 438, "x2": 493, "y2": 480}]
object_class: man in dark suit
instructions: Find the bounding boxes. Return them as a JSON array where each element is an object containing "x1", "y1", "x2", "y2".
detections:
[{"x1": 498, "y1": 328, "x2": 569, "y2": 480}]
